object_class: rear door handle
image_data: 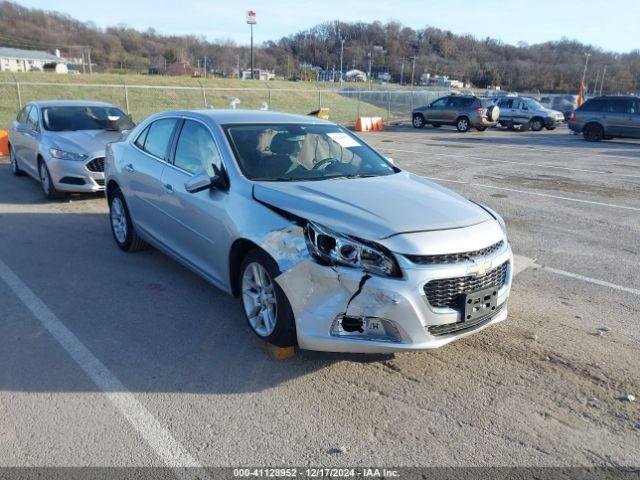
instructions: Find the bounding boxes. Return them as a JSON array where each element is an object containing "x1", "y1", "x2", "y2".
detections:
[
  {"x1": 124, "y1": 163, "x2": 134, "y2": 173},
  {"x1": 164, "y1": 184, "x2": 174, "y2": 194}
]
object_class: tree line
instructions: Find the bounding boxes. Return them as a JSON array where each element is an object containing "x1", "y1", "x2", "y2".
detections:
[{"x1": 1, "y1": 1, "x2": 638, "y2": 93}]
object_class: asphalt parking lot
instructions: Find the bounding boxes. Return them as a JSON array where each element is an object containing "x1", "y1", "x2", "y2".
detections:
[{"x1": 0, "y1": 124, "x2": 638, "y2": 471}]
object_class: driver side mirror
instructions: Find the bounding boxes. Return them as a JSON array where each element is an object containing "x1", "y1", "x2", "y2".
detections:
[{"x1": 184, "y1": 170, "x2": 227, "y2": 193}]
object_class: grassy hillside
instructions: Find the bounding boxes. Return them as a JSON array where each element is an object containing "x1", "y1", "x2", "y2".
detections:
[{"x1": 0, "y1": 73, "x2": 388, "y2": 129}]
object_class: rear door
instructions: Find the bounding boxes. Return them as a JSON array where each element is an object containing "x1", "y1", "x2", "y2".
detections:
[
  {"x1": 616, "y1": 98, "x2": 640, "y2": 138},
  {"x1": 21, "y1": 105, "x2": 42, "y2": 175},
  {"x1": 497, "y1": 98, "x2": 515, "y2": 123},
  {"x1": 10, "y1": 105, "x2": 32, "y2": 169},
  {"x1": 630, "y1": 99, "x2": 640, "y2": 138},
  {"x1": 158, "y1": 119, "x2": 229, "y2": 284},
  {"x1": 125, "y1": 117, "x2": 180, "y2": 242},
  {"x1": 603, "y1": 98, "x2": 631, "y2": 136}
]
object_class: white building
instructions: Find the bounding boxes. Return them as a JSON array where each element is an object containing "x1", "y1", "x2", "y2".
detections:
[
  {"x1": 345, "y1": 69, "x2": 367, "y2": 82},
  {"x1": 241, "y1": 69, "x2": 275, "y2": 81},
  {"x1": 0, "y1": 47, "x2": 68, "y2": 73}
]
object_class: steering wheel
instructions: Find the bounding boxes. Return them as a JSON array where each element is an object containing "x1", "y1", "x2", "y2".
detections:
[{"x1": 312, "y1": 157, "x2": 341, "y2": 170}]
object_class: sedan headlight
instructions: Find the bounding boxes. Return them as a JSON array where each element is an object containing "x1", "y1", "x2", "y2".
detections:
[
  {"x1": 48, "y1": 148, "x2": 88, "y2": 161},
  {"x1": 304, "y1": 221, "x2": 401, "y2": 278}
]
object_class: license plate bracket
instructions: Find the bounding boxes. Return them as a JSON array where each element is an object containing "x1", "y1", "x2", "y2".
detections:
[{"x1": 461, "y1": 287, "x2": 499, "y2": 322}]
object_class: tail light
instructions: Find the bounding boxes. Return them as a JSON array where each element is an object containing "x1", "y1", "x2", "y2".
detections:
[
  {"x1": 568, "y1": 113, "x2": 576, "y2": 121},
  {"x1": 476, "y1": 107, "x2": 484, "y2": 113}
]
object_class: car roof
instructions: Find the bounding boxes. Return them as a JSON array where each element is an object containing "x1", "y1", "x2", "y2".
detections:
[
  {"x1": 157, "y1": 109, "x2": 335, "y2": 126},
  {"x1": 28, "y1": 100, "x2": 117, "y2": 108}
]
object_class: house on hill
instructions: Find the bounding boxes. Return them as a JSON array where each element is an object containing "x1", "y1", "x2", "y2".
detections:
[
  {"x1": 0, "y1": 47, "x2": 68, "y2": 73},
  {"x1": 166, "y1": 60, "x2": 195, "y2": 76}
]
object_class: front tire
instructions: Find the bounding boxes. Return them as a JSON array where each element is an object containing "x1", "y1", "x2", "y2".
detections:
[
  {"x1": 38, "y1": 160, "x2": 66, "y2": 200},
  {"x1": 109, "y1": 188, "x2": 148, "y2": 252},
  {"x1": 456, "y1": 117, "x2": 470, "y2": 133},
  {"x1": 476, "y1": 126, "x2": 487, "y2": 132},
  {"x1": 530, "y1": 117, "x2": 544, "y2": 132},
  {"x1": 240, "y1": 249, "x2": 296, "y2": 347},
  {"x1": 9, "y1": 145, "x2": 25, "y2": 176},
  {"x1": 583, "y1": 123, "x2": 604, "y2": 142},
  {"x1": 412, "y1": 113, "x2": 425, "y2": 129}
]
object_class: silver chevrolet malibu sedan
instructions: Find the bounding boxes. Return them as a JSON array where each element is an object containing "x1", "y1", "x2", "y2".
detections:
[
  {"x1": 9, "y1": 100, "x2": 134, "y2": 199},
  {"x1": 105, "y1": 110, "x2": 513, "y2": 353}
]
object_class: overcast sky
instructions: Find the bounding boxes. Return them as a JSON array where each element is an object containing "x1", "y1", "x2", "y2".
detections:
[{"x1": 23, "y1": 0, "x2": 638, "y2": 52}]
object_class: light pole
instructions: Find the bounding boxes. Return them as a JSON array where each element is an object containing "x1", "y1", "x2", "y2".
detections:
[
  {"x1": 410, "y1": 56, "x2": 417, "y2": 86},
  {"x1": 246, "y1": 10, "x2": 256, "y2": 80},
  {"x1": 339, "y1": 38, "x2": 345, "y2": 87},
  {"x1": 400, "y1": 57, "x2": 405, "y2": 85},
  {"x1": 581, "y1": 52, "x2": 591, "y2": 88}
]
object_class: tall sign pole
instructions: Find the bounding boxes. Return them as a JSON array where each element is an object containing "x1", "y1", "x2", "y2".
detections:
[{"x1": 246, "y1": 10, "x2": 256, "y2": 80}]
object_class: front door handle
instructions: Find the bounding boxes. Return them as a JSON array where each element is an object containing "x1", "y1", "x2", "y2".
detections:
[
  {"x1": 164, "y1": 184, "x2": 174, "y2": 194},
  {"x1": 124, "y1": 163, "x2": 134, "y2": 173}
]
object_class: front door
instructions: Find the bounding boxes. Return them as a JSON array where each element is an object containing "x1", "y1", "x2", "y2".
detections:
[{"x1": 157, "y1": 119, "x2": 229, "y2": 285}]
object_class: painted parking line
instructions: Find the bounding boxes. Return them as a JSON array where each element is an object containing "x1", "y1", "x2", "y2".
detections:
[
  {"x1": 420, "y1": 175, "x2": 640, "y2": 212},
  {"x1": 0, "y1": 257, "x2": 208, "y2": 480},
  {"x1": 382, "y1": 147, "x2": 640, "y2": 179},
  {"x1": 542, "y1": 265, "x2": 640, "y2": 296}
]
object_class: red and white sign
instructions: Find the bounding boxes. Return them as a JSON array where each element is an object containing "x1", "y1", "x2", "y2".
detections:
[{"x1": 246, "y1": 10, "x2": 257, "y2": 24}]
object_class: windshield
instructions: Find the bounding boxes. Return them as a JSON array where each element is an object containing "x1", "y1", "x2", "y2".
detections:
[
  {"x1": 42, "y1": 106, "x2": 135, "y2": 132},
  {"x1": 522, "y1": 98, "x2": 543, "y2": 110},
  {"x1": 223, "y1": 123, "x2": 397, "y2": 182}
]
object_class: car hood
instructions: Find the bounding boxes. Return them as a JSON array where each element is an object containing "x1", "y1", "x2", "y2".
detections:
[
  {"x1": 253, "y1": 171, "x2": 493, "y2": 240},
  {"x1": 46, "y1": 129, "x2": 125, "y2": 156},
  {"x1": 539, "y1": 107, "x2": 564, "y2": 117}
]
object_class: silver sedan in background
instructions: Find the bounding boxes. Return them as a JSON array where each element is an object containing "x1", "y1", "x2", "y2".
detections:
[
  {"x1": 105, "y1": 110, "x2": 512, "y2": 353},
  {"x1": 8, "y1": 100, "x2": 134, "y2": 199}
]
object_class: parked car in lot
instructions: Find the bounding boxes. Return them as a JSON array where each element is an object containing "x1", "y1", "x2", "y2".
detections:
[
  {"x1": 8, "y1": 100, "x2": 134, "y2": 199},
  {"x1": 105, "y1": 109, "x2": 513, "y2": 353},
  {"x1": 539, "y1": 94, "x2": 578, "y2": 121},
  {"x1": 568, "y1": 95, "x2": 640, "y2": 141},
  {"x1": 494, "y1": 96, "x2": 564, "y2": 131},
  {"x1": 412, "y1": 95, "x2": 500, "y2": 132}
]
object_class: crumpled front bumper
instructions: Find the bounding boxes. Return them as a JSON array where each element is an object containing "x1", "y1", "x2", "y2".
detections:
[{"x1": 270, "y1": 226, "x2": 513, "y2": 353}]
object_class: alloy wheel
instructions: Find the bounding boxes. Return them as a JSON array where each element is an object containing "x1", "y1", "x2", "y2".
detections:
[
  {"x1": 39, "y1": 163, "x2": 50, "y2": 195},
  {"x1": 10, "y1": 147, "x2": 17, "y2": 174},
  {"x1": 242, "y1": 262, "x2": 278, "y2": 337},
  {"x1": 110, "y1": 197, "x2": 128, "y2": 244},
  {"x1": 457, "y1": 118, "x2": 469, "y2": 132}
]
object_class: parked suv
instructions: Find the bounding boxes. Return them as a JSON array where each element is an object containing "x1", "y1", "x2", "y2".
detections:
[
  {"x1": 495, "y1": 96, "x2": 564, "y2": 131},
  {"x1": 539, "y1": 94, "x2": 578, "y2": 121},
  {"x1": 105, "y1": 110, "x2": 512, "y2": 353},
  {"x1": 568, "y1": 95, "x2": 640, "y2": 142},
  {"x1": 412, "y1": 95, "x2": 499, "y2": 132}
]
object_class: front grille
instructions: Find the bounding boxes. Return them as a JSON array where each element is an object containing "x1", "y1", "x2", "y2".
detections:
[
  {"x1": 406, "y1": 240, "x2": 504, "y2": 265},
  {"x1": 94, "y1": 178, "x2": 105, "y2": 187},
  {"x1": 86, "y1": 157, "x2": 105, "y2": 172},
  {"x1": 428, "y1": 304, "x2": 504, "y2": 337},
  {"x1": 423, "y1": 261, "x2": 508, "y2": 309}
]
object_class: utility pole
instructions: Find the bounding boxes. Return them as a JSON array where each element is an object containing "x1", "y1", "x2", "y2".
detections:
[
  {"x1": 237, "y1": 54, "x2": 241, "y2": 79},
  {"x1": 410, "y1": 56, "x2": 416, "y2": 86},
  {"x1": 400, "y1": 57, "x2": 405, "y2": 85},
  {"x1": 580, "y1": 52, "x2": 591, "y2": 88},
  {"x1": 339, "y1": 38, "x2": 345, "y2": 87},
  {"x1": 600, "y1": 65, "x2": 607, "y2": 95},
  {"x1": 87, "y1": 47, "x2": 93, "y2": 74},
  {"x1": 203, "y1": 56, "x2": 207, "y2": 79},
  {"x1": 246, "y1": 10, "x2": 256, "y2": 80}
]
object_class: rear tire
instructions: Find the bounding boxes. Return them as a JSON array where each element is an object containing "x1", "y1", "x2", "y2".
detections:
[
  {"x1": 412, "y1": 114, "x2": 425, "y2": 129},
  {"x1": 583, "y1": 123, "x2": 604, "y2": 142},
  {"x1": 9, "y1": 145, "x2": 25, "y2": 176},
  {"x1": 456, "y1": 116, "x2": 470, "y2": 133},
  {"x1": 239, "y1": 249, "x2": 297, "y2": 347},
  {"x1": 545, "y1": 126, "x2": 556, "y2": 131},
  {"x1": 476, "y1": 126, "x2": 487, "y2": 132},
  {"x1": 109, "y1": 187, "x2": 148, "y2": 252},
  {"x1": 38, "y1": 160, "x2": 67, "y2": 200},
  {"x1": 432, "y1": 123, "x2": 441, "y2": 128}
]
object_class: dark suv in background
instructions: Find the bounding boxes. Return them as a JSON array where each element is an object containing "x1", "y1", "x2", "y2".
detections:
[
  {"x1": 569, "y1": 95, "x2": 640, "y2": 141},
  {"x1": 412, "y1": 95, "x2": 499, "y2": 132}
]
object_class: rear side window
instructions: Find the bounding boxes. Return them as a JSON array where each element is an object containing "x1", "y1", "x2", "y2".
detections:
[
  {"x1": 606, "y1": 98, "x2": 634, "y2": 114},
  {"x1": 17, "y1": 105, "x2": 30, "y2": 124},
  {"x1": 499, "y1": 98, "x2": 514, "y2": 108},
  {"x1": 134, "y1": 126, "x2": 150, "y2": 150},
  {"x1": 580, "y1": 98, "x2": 605, "y2": 112},
  {"x1": 27, "y1": 106, "x2": 39, "y2": 131},
  {"x1": 140, "y1": 119, "x2": 178, "y2": 160}
]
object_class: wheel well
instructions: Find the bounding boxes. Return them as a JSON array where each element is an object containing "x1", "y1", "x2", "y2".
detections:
[
  {"x1": 532, "y1": 116, "x2": 544, "y2": 123},
  {"x1": 229, "y1": 238, "x2": 262, "y2": 297},
  {"x1": 106, "y1": 180, "x2": 120, "y2": 200},
  {"x1": 37, "y1": 154, "x2": 44, "y2": 165},
  {"x1": 456, "y1": 115, "x2": 470, "y2": 123},
  {"x1": 584, "y1": 121, "x2": 604, "y2": 132}
]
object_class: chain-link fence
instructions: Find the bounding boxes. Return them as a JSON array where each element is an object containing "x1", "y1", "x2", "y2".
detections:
[{"x1": 0, "y1": 79, "x2": 450, "y2": 129}]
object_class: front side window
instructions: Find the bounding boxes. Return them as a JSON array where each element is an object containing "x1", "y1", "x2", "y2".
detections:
[
  {"x1": 142, "y1": 119, "x2": 179, "y2": 160},
  {"x1": 223, "y1": 123, "x2": 397, "y2": 182},
  {"x1": 173, "y1": 120, "x2": 223, "y2": 176},
  {"x1": 431, "y1": 97, "x2": 448, "y2": 108},
  {"x1": 42, "y1": 106, "x2": 134, "y2": 132}
]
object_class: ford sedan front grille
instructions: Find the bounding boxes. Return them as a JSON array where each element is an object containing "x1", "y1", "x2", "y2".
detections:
[
  {"x1": 423, "y1": 261, "x2": 509, "y2": 309},
  {"x1": 86, "y1": 157, "x2": 105, "y2": 172}
]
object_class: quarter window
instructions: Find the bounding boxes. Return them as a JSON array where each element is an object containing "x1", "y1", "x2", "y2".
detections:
[
  {"x1": 17, "y1": 105, "x2": 30, "y2": 124},
  {"x1": 173, "y1": 120, "x2": 222, "y2": 176},
  {"x1": 141, "y1": 119, "x2": 178, "y2": 160},
  {"x1": 134, "y1": 125, "x2": 150, "y2": 150},
  {"x1": 27, "y1": 106, "x2": 39, "y2": 131}
]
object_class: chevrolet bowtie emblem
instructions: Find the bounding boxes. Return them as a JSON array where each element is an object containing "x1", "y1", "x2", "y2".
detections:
[{"x1": 471, "y1": 257, "x2": 492, "y2": 276}]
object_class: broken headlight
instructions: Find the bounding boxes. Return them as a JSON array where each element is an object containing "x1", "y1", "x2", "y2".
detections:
[{"x1": 304, "y1": 221, "x2": 401, "y2": 278}]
